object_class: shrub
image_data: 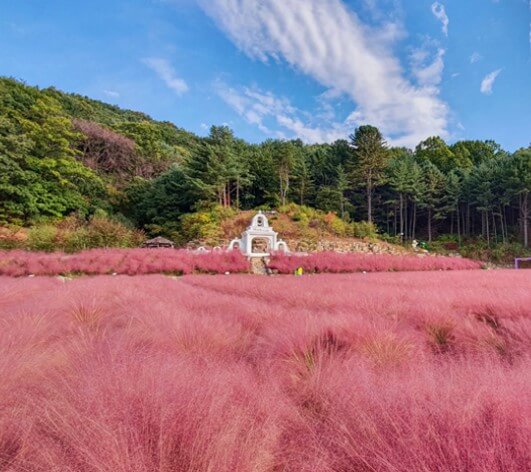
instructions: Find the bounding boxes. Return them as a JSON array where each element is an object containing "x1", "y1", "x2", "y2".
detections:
[
  {"x1": 83, "y1": 216, "x2": 143, "y2": 249},
  {"x1": 460, "y1": 241, "x2": 531, "y2": 264},
  {"x1": 180, "y1": 208, "x2": 228, "y2": 245},
  {"x1": 27, "y1": 225, "x2": 58, "y2": 251},
  {"x1": 348, "y1": 220, "x2": 378, "y2": 239},
  {"x1": 0, "y1": 226, "x2": 27, "y2": 249},
  {"x1": 1, "y1": 216, "x2": 144, "y2": 253}
]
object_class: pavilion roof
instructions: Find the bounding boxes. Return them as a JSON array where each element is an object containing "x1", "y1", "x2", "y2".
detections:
[{"x1": 143, "y1": 236, "x2": 174, "y2": 245}]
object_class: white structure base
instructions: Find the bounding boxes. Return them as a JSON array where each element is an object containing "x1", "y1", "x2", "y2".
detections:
[{"x1": 228, "y1": 211, "x2": 289, "y2": 257}]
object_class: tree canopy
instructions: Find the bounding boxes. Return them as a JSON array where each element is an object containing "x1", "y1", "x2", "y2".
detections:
[{"x1": 1, "y1": 77, "x2": 529, "y2": 248}]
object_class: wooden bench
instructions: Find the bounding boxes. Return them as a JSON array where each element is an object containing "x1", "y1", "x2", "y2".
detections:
[{"x1": 514, "y1": 257, "x2": 531, "y2": 269}]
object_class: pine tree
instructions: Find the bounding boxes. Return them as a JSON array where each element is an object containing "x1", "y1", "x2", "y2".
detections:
[{"x1": 349, "y1": 125, "x2": 389, "y2": 223}]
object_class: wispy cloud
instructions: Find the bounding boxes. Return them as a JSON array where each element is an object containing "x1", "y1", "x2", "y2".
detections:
[
  {"x1": 470, "y1": 52, "x2": 482, "y2": 64},
  {"x1": 103, "y1": 90, "x2": 120, "y2": 98},
  {"x1": 142, "y1": 57, "x2": 189, "y2": 95},
  {"x1": 199, "y1": 0, "x2": 449, "y2": 147},
  {"x1": 431, "y1": 2, "x2": 449, "y2": 36},
  {"x1": 480, "y1": 69, "x2": 502, "y2": 95},
  {"x1": 409, "y1": 44, "x2": 446, "y2": 88},
  {"x1": 216, "y1": 82, "x2": 354, "y2": 143}
]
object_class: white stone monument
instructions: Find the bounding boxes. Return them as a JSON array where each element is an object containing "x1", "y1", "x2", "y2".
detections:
[{"x1": 228, "y1": 211, "x2": 289, "y2": 257}]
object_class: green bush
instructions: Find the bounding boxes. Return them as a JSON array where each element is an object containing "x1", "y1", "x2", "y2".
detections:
[
  {"x1": 460, "y1": 241, "x2": 531, "y2": 264},
  {"x1": 379, "y1": 233, "x2": 403, "y2": 245},
  {"x1": 27, "y1": 225, "x2": 58, "y2": 251},
  {"x1": 7, "y1": 216, "x2": 144, "y2": 253},
  {"x1": 348, "y1": 221, "x2": 378, "y2": 239},
  {"x1": 179, "y1": 211, "x2": 224, "y2": 245},
  {"x1": 63, "y1": 228, "x2": 91, "y2": 252},
  {"x1": 0, "y1": 226, "x2": 27, "y2": 249},
  {"x1": 83, "y1": 216, "x2": 142, "y2": 248}
]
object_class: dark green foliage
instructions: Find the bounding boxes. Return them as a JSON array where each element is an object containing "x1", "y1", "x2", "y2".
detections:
[
  {"x1": 0, "y1": 80, "x2": 105, "y2": 223},
  {"x1": 1, "y1": 77, "x2": 529, "y2": 252},
  {"x1": 349, "y1": 125, "x2": 390, "y2": 223}
]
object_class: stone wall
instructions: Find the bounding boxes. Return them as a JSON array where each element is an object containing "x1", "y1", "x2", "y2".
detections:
[
  {"x1": 191, "y1": 237, "x2": 409, "y2": 256},
  {"x1": 286, "y1": 238, "x2": 408, "y2": 256}
]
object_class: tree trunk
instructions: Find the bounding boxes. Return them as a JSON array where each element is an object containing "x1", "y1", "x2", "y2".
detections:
[
  {"x1": 466, "y1": 203, "x2": 471, "y2": 237},
  {"x1": 279, "y1": 171, "x2": 289, "y2": 207},
  {"x1": 399, "y1": 194, "x2": 404, "y2": 241},
  {"x1": 367, "y1": 180, "x2": 372, "y2": 223},
  {"x1": 340, "y1": 197, "x2": 345, "y2": 221},
  {"x1": 457, "y1": 207, "x2": 461, "y2": 245},
  {"x1": 461, "y1": 205, "x2": 466, "y2": 240},
  {"x1": 498, "y1": 206, "x2": 505, "y2": 244},
  {"x1": 428, "y1": 208, "x2": 432, "y2": 243},
  {"x1": 411, "y1": 203, "x2": 417, "y2": 239},
  {"x1": 522, "y1": 192, "x2": 529, "y2": 248},
  {"x1": 450, "y1": 212, "x2": 454, "y2": 235},
  {"x1": 492, "y1": 210, "x2": 497, "y2": 243},
  {"x1": 485, "y1": 211, "x2": 490, "y2": 247},
  {"x1": 394, "y1": 203, "x2": 398, "y2": 236}
]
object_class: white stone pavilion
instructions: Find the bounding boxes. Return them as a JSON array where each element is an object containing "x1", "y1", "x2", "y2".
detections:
[{"x1": 228, "y1": 211, "x2": 289, "y2": 257}]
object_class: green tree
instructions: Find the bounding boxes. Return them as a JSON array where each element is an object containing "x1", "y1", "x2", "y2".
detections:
[
  {"x1": 416, "y1": 136, "x2": 457, "y2": 173},
  {"x1": 418, "y1": 161, "x2": 446, "y2": 242},
  {"x1": 386, "y1": 153, "x2": 421, "y2": 241},
  {"x1": 0, "y1": 94, "x2": 105, "y2": 223},
  {"x1": 505, "y1": 148, "x2": 531, "y2": 247},
  {"x1": 349, "y1": 125, "x2": 389, "y2": 223},
  {"x1": 274, "y1": 141, "x2": 297, "y2": 206}
]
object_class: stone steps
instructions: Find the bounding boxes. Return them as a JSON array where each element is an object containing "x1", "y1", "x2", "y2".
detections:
[{"x1": 250, "y1": 257, "x2": 269, "y2": 275}]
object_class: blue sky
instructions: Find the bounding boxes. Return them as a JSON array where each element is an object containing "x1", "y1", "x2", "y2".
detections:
[{"x1": 1, "y1": 0, "x2": 529, "y2": 150}]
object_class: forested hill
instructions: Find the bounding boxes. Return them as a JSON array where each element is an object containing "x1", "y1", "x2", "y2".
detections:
[
  {"x1": 0, "y1": 76, "x2": 201, "y2": 223},
  {"x1": 0, "y1": 77, "x2": 529, "y2": 254}
]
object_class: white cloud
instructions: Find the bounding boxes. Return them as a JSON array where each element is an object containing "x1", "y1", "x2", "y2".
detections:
[
  {"x1": 480, "y1": 69, "x2": 502, "y2": 95},
  {"x1": 199, "y1": 0, "x2": 449, "y2": 147},
  {"x1": 103, "y1": 90, "x2": 120, "y2": 98},
  {"x1": 216, "y1": 82, "x2": 354, "y2": 143},
  {"x1": 410, "y1": 46, "x2": 446, "y2": 87},
  {"x1": 431, "y1": 2, "x2": 449, "y2": 36},
  {"x1": 470, "y1": 52, "x2": 482, "y2": 64},
  {"x1": 142, "y1": 57, "x2": 189, "y2": 95}
]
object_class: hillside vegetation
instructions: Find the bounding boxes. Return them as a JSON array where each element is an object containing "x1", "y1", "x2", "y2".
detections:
[{"x1": 0, "y1": 77, "x2": 529, "y2": 261}]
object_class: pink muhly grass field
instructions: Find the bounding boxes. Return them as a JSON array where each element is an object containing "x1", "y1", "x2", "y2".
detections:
[
  {"x1": 0, "y1": 248, "x2": 249, "y2": 277},
  {"x1": 268, "y1": 251, "x2": 482, "y2": 273},
  {"x1": 0, "y1": 249, "x2": 482, "y2": 277},
  {"x1": 0, "y1": 270, "x2": 530, "y2": 471}
]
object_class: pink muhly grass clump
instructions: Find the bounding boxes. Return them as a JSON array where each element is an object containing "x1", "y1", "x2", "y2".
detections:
[
  {"x1": 0, "y1": 248, "x2": 249, "y2": 277},
  {"x1": 268, "y1": 251, "x2": 482, "y2": 274},
  {"x1": 0, "y1": 270, "x2": 529, "y2": 471}
]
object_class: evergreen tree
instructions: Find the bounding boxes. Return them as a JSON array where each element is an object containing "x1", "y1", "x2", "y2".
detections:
[
  {"x1": 349, "y1": 125, "x2": 389, "y2": 223},
  {"x1": 505, "y1": 148, "x2": 531, "y2": 247},
  {"x1": 387, "y1": 153, "x2": 421, "y2": 241},
  {"x1": 418, "y1": 161, "x2": 446, "y2": 242}
]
